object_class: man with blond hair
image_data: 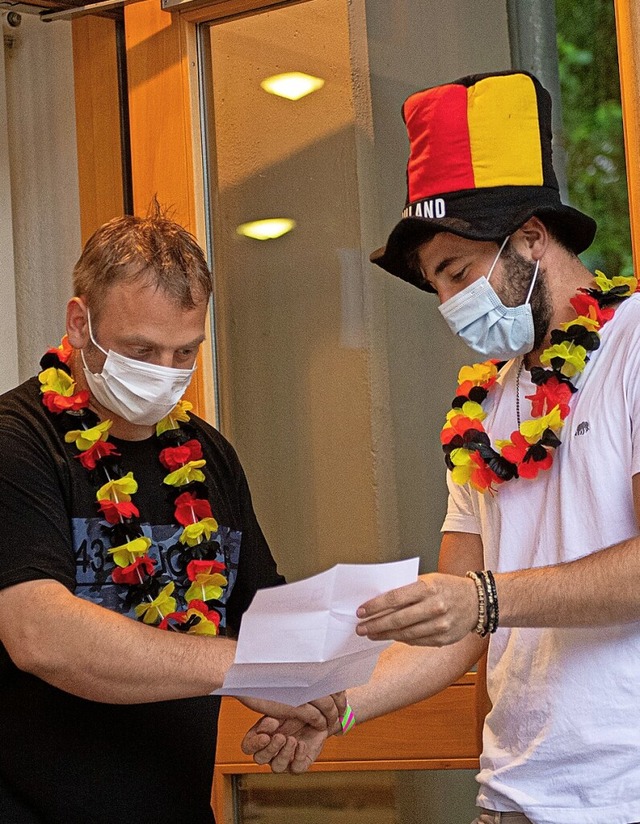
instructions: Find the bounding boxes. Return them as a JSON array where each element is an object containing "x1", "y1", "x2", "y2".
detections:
[{"x1": 0, "y1": 210, "x2": 341, "y2": 823}]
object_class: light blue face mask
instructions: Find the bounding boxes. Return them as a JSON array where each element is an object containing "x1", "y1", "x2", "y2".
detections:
[{"x1": 437, "y1": 236, "x2": 540, "y2": 360}]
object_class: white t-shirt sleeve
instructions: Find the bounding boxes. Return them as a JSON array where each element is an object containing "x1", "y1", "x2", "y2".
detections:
[
  {"x1": 627, "y1": 331, "x2": 640, "y2": 478},
  {"x1": 441, "y1": 470, "x2": 480, "y2": 534}
]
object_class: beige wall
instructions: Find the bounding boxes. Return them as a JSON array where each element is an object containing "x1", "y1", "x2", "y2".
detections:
[
  {"x1": 0, "y1": 17, "x2": 19, "y2": 395},
  {"x1": 1, "y1": 12, "x2": 81, "y2": 386}
]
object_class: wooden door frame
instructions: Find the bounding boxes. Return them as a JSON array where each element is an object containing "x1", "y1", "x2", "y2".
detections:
[{"x1": 614, "y1": 0, "x2": 640, "y2": 265}]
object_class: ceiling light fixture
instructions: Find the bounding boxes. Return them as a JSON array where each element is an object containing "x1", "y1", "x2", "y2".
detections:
[
  {"x1": 260, "y1": 72, "x2": 325, "y2": 101},
  {"x1": 236, "y1": 218, "x2": 296, "y2": 240}
]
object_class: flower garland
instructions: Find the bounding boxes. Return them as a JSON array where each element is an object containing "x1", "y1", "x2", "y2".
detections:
[
  {"x1": 39, "y1": 336, "x2": 227, "y2": 633},
  {"x1": 441, "y1": 271, "x2": 639, "y2": 493}
]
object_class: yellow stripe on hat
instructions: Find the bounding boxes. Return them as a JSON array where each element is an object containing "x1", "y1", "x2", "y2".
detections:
[{"x1": 467, "y1": 74, "x2": 543, "y2": 188}]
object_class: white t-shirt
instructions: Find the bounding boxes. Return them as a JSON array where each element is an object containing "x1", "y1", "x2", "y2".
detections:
[{"x1": 442, "y1": 294, "x2": 640, "y2": 824}]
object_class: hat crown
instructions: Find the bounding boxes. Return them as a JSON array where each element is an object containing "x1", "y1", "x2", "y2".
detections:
[{"x1": 402, "y1": 71, "x2": 558, "y2": 208}]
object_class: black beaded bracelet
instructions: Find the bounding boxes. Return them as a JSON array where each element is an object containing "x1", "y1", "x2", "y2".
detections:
[
  {"x1": 484, "y1": 569, "x2": 499, "y2": 633},
  {"x1": 477, "y1": 570, "x2": 498, "y2": 634}
]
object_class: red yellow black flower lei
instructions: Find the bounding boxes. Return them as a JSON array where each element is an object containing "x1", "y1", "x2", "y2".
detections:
[
  {"x1": 441, "y1": 271, "x2": 639, "y2": 493},
  {"x1": 39, "y1": 337, "x2": 226, "y2": 633}
]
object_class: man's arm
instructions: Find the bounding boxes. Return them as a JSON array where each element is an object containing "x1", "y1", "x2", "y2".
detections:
[
  {"x1": 0, "y1": 578, "x2": 236, "y2": 703},
  {"x1": 242, "y1": 531, "x2": 487, "y2": 771},
  {"x1": 496, "y1": 473, "x2": 640, "y2": 627},
  {"x1": 349, "y1": 531, "x2": 486, "y2": 723},
  {"x1": 358, "y1": 474, "x2": 640, "y2": 645},
  {"x1": 0, "y1": 578, "x2": 341, "y2": 730}
]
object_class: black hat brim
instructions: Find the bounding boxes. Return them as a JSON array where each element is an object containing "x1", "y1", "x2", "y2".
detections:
[{"x1": 370, "y1": 186, "x2": 597, "y2": 293}]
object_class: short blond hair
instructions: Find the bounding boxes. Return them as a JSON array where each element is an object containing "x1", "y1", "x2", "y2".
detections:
[{"x1": 73, "y1": 207, "x2": 212, "y2": 317}]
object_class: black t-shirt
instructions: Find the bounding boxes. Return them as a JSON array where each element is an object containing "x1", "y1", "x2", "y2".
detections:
[{"x1": 0, "y1": 377, "x2": 285, "y2": 824}]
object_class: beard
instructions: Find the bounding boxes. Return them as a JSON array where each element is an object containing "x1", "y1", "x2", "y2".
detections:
[{"x1": 499, "y1": 241, "x2": 553, "y2": 351}]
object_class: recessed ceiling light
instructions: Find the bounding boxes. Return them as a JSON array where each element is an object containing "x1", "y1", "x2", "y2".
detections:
[
  {"x1": 236, "y1": 218, "x2": 296, "y2": 240},
  {"x1": 260, "y1": 72, "x2": 325, "y2": 101}
]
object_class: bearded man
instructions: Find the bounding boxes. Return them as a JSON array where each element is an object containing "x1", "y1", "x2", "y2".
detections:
[{"x1": 243, "y1": 70, "x2": 640, "y2": 824}]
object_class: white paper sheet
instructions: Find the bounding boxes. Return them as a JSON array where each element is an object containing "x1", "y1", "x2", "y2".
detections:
[{"x1": 212, "y1": 557, "x2": 419, "y2": 705}]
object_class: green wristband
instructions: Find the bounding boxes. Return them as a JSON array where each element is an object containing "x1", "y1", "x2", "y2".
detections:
[{"x1": 340, "y1": 703, "x2": 356, "y2": 734}]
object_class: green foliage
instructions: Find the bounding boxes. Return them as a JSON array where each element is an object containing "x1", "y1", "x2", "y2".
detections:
[{"x1": 556, "y1": 0, "x2": 633, "y2": 275}]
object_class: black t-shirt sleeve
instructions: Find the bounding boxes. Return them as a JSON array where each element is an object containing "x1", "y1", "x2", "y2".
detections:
[{"x1": 0, "y1": 420, "x2": 76, "y2": 593}]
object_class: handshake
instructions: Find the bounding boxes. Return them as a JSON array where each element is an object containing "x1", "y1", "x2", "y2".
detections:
[{"x1": 239, "y1": 691, "x2": 349, "y2": 774}]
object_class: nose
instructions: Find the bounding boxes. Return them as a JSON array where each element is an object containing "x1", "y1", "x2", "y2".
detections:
[{"x1": 153, "y1": 352, "x2": 176, "y2": 369}]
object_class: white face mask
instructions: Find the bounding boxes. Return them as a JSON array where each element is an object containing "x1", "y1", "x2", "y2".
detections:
[
  {"x1": 437, "y1": 236, "x2": 540, "y2": 360},
  {"x1": 81, "y1": 312, "x2": 196, "y2": 426}
]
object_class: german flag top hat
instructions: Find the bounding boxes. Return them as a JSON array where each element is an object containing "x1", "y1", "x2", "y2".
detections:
[{"x1": 371, "y1": 70, "x2": 597, "y2": 292}]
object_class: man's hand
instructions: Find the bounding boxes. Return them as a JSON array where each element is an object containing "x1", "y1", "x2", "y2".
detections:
[
  {"x1": 239, "y1": 692, "x2": 345, "y2": 734},
  {"x1": 241, "y1": 715, "x2": 332, "y2": 774},
  {"x1": 355, "y1": 573, "x2": 478, "y2": 647}
]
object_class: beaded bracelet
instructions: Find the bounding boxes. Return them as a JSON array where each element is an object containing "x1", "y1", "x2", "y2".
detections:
[
  {"x1": 465, "y1": 571, "x2": 488, "y2": 636},
  {"x1": 484, "y1": 569, "x2": 499, "y2": 634},
  {"x1": 340, "y1": 703, "x2": 356, "y2": 734}
]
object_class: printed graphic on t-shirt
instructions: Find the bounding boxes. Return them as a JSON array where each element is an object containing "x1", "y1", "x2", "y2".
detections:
[
  {"x1": 72, "y1": 518, "x2": 241, "y2": 628},
  {"x1": 574, "y1": 420, "x2": 591, "y2": 436}
]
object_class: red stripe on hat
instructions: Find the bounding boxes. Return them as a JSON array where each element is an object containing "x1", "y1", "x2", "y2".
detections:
[{"x1": 404, "y1": 84, "x2": 474, "y2": 201}]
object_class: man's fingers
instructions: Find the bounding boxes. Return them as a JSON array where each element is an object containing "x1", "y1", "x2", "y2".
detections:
[
  {"x1": 252, "y1": 733, "x2": 287, "y2": 765},
  {"x1": 356, "y1": 601, "x2": 431, "y2": 637},
  {"x1": 356, "y1": 581, "x2": 425, "y2": 619},
  {"x1": 269, "y1": 736, "x2": 298, "y2": 773},
  {"x1": 289, "y1": 729, "x2": 329, "y2": 773},
  {"x1": 255, "y1": 716, "x2": 282, "y2": 735},
  {"x1": 292, "y1": 703, "x2": 326, "y2": 730},
  {"x1": 241, "y1": 716, "x2": 281, "y2": 756},
  {"x1": 308, "y1": 695, "x2": 339, "y2": 729},
  {"x1": 241, "y1": 731, "x2": 270, "y2": 756},
  {"x1": 332, "y1": 690, "x2": 347, "y2": 716},
  {"x1": 290, "y1": 739, "x2": 313, "y2": 774}
]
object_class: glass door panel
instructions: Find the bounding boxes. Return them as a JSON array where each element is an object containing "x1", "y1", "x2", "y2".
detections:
[{"x1": 200, "y1": 0, "x2": 379, "y2": 582}]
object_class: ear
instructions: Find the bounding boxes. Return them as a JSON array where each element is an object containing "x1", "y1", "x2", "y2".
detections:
[
  {"x1": 66, "y1": 298, "x2": 89, "y2": 349},
  {"x1": 513, "y1": 216, "x2": 549, "y2": 262}
]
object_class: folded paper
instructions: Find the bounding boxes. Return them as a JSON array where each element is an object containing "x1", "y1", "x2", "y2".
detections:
[{"x1": 213, "y1": 558, "x2": 419, "y2": 705}]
